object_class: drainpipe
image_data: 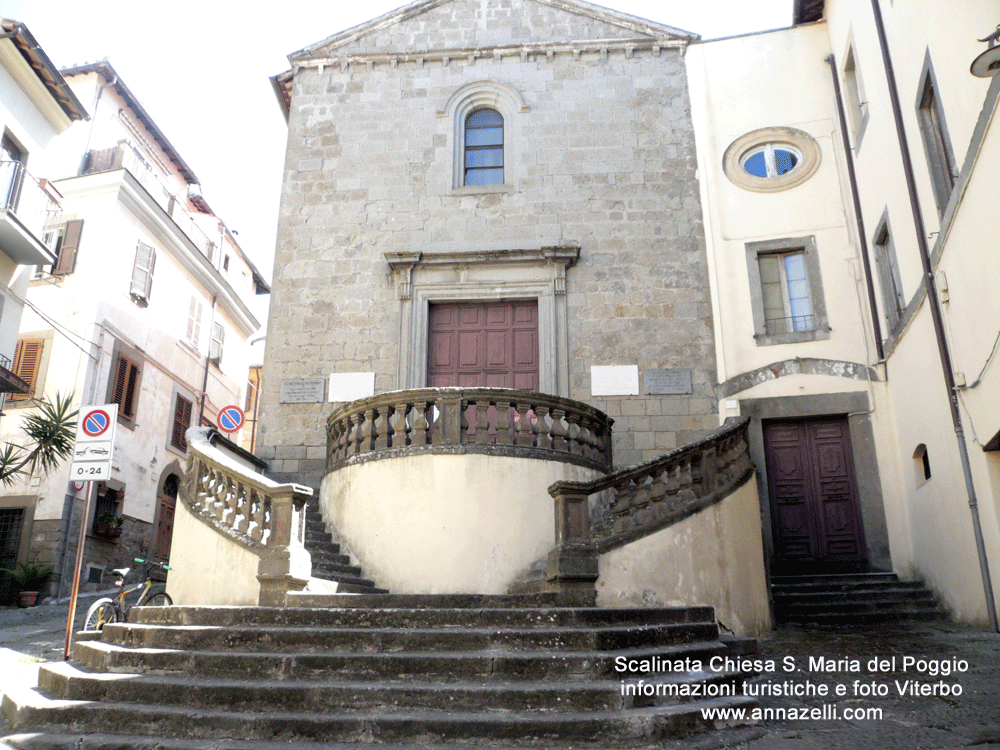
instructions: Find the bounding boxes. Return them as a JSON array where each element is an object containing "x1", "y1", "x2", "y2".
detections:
[
  {"x1": 825, "y1": 55, "x2": 885, "y2": 362},
  {"x1": 198, "y1": 296, "x2": 219, "y2": 425},
  {"x1": 870, "y1": 0, "x2": 998, "y2": 631}
]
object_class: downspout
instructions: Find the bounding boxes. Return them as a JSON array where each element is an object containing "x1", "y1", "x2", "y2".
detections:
[
  {"x1": 870, "y1": 0, "x2": 998, "y2": 631},
  {"x1": 198, "y1": 296, "x2": 218, "y2": 426},
  {"x1": 825, "y1": 54, "x2": 885, "y2": 362}
]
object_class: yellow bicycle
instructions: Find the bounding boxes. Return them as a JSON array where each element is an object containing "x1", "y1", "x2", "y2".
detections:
[{"x1": 83, "y1": 557, "x2": 172, "y2": 630}]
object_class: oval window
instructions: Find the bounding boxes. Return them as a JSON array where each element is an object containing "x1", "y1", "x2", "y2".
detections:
[{"x1": 741, "y1": 145, "x2": 801, "y2": 178}]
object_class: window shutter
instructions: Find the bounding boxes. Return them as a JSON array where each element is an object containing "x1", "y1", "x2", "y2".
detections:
[
  {"x1": 186, "y1": 296, "x2": 203, "y2": 348},
  {"x1": 10, "y1": 338, "x2": 43, "y2": 401},
  {"x1": 170, "y1": 395, "x2": 193, "y2": 451},
  {"x1": 209, "y1": 322, "x2": 225, "y2": 364},
  {"x1": 53, "y1": 219, "x2": 84, "y2": 275},
  {"x1": 130, "y1": 242, "x2": 156, "y2": 302},
  {"x1": 112, "y1": 354, "x2": 141, "y2": 420}
]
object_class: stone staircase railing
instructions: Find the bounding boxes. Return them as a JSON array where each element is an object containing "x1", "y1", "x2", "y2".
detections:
[
  {"x1": 327, "y1": 387, "x2": 614, "y2": 472},
  {"x1": 174, "y1": 427, "x2": 314, "y2": 605},
  {"x1": 543, "y1": 416, "x2": 754, "y2": 596}
]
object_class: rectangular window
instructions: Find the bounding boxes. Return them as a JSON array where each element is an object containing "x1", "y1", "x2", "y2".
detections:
[
  {"x1": 843, "y1": 46, "x2": 868, "y2": 145},
  {"x1": 873, "y1": 219, "x2": 905, "y2": 331},
  {"x1": 916, "y1": 59, "x2": 957, "y2": 215},
  {"x1": 111, "y1": 353, "x2": 141, "y2": 421},
  {"x1": 745, "y1": 236, "x2": 829, "y2": 346},
  {"x1": 170, "y1": 395, "x2": 193, "y2": 452},
  {"x1": 209, "y1": 321, "x2": 225, "y2": 365},
  {"x1": 52, "y1": 219, "x2": 84, "y2": 276},
  {"x1": 9, "y1": 338, "x2": 43, "y2": 402},
  {"x1": 129, "y1": 241, "x2": 156, "y2": 304},
  {"x1": 186, "y1": 296, "x2": 203, "y2": 349}
]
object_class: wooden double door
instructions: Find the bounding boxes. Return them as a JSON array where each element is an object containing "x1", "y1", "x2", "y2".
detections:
[{"x1": 763, "y1": 417, "x2": 869, "y2": 574}]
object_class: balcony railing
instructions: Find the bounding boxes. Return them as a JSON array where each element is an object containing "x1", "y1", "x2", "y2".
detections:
[
  {"x1": 764, "y1": 314, "x2": 816, "y2": 335},
  {"x1": 327, "y1": 388, "x2": 614, "y2": 473},
  {"x1": 1, "y1": 160, "x2": 62, "y2": 248},
  {"x1": 83, "y1": 143, "x2": 216, "y2": 263}
]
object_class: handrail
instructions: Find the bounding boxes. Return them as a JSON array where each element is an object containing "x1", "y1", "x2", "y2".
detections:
[
  {"x1": 326, "y1": 387, "x2": 614, "y2": 472},
  {"x1": 548, "y1": 416, "x2": 753, "y2": 554},
  {"x1": 1, "y1": 160, "x2": 62, "y2": 242},
  {"x1": 180, "y1": 427, "x2": 313, "y2": 605}
]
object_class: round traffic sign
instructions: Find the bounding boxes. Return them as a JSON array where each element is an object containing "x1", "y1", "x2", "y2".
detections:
[
  {"x1": 217, "y1": 405, "x2": 245, "y2": 434},
  {"x1": 82, "y1": 409, "x2": 111, "y2": 437}
]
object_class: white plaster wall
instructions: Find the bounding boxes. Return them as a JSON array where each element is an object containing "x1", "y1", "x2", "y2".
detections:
[
  {"x1": 322, "y1": 454, "x2": 604, "y2": 594},
  {"x1": 166, "y1": 496, "x2": 261, "y2": 605},
  {"x1": 596, "y1": 478, "x2": 770, "y2": 637}
]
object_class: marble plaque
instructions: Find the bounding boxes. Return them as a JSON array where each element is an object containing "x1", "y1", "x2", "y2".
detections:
[
  {"x1": 279, "y1": 378, "x2": 327, "y2": 403},
  {"x1": 644, "y1": 369, "x2": 692, "y2": 395},
  {"x1": 591, "y1": 365, "x2": 640, "y2": 396}
]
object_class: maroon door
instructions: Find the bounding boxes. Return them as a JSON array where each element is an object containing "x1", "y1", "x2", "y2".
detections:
[
  {"x1": 428, "y1": 301, "x2": 538, "y2": 389},
  {"x1": 155, "y1": 495, "x2": 175, "y2": 561},
  {"x1": 763, "y1": 418, "x2": 868, "y2": 574}
]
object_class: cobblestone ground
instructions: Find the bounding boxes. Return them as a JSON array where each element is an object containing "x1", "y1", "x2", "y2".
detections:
[{"x1": 1, "y1": 603, "x2": 998, "y2": 748}]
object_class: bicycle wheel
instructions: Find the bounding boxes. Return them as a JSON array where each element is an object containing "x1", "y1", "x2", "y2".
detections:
[
  {"x1": 83, "y1": 598, "x2": 119, "y2": 631},
  {"x1": 142, "y1": 591, "x2": 172, "y2": 607}
]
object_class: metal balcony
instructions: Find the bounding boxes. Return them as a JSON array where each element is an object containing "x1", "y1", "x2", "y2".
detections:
[{"x1": 0, "y1": 160, "x2": 60, "y2": 266}]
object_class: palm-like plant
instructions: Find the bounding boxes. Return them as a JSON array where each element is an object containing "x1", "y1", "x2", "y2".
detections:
[{"x1": 0, "y1": 392, "x2": 78, "y2": 486}]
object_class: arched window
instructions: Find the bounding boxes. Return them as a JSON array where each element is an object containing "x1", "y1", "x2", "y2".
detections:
[{"x1": 464, "y1": 109, "x2": 503, "y2": 186}]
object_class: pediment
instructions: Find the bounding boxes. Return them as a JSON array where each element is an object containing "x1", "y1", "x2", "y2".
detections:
[{"x1": 290, "y1": 0, "x2": 695, "y2": 61}]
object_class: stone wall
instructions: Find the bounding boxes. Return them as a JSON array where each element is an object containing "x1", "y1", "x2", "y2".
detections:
[{"x1": 260, "y1": 1, "x2": 717, "y2": 486}]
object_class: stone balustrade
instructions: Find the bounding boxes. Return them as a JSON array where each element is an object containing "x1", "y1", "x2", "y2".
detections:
[
  {"x1": 326, "y1": 388, "x2": 614, "y2": 473},
  {"x1": 176, "y1": 428, "x2": 313, "y2": 605}
]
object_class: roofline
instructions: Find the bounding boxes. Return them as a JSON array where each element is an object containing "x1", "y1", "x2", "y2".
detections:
[
  {"x1": 270, "y1": 71, "x2": 292, "y2": 123},
  {"x1": 0, "y1": 20, "x2": 88, "y2": 122},
  {"x1": 61, "y1": 60, "x2": 200, "y2": 185}
]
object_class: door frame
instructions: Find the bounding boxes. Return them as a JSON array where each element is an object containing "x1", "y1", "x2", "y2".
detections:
[{"x1": 739, "y1": 392, "x2": 893, "y2": 575}]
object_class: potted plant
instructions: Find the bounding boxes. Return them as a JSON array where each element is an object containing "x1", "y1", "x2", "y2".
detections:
[
  {"x1": 2, "y1": 561, "x2": 54, "y2": 607},
  {"x1": 95, "y1": 512, "x2": 124, "y2": 539}
]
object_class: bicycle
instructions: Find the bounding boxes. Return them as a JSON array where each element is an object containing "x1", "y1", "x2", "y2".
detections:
[{"x1": 83, "y1": 557, "x2": 172, "y2": 631}]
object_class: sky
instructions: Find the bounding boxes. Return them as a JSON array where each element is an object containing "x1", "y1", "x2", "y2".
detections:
[{"x1": 3, "y1": 0, "x2": 792, "y2": 297}]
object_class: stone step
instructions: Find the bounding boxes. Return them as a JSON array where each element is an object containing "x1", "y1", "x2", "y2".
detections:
[
  {"x1": 3, "y1": 687, "x2": 758, "y2": 745},
  {"x1": 771, "y1": 583, "x2": 928, "y2": 599},
  {"x1": 94, "y1": 620, "x2": 723, "y2": 653},
  {"x1": 128, "y1": 604, "x2": 716, "y2": 630},
  {"x1": 37, "y1": 661, "x2": 748, "y2": 714},
  {"x1": 285, "y1": 592, "x2": 566, "y2": 608},
  {"x1": 72, "y1": 640, "x2": 732, "y2": 681},
  {"x1": 777, "y1": 608, "x2": 945, "y2": 625},
  {"x1": 307, "y1": 550, "x2": 352, "y2": 567},
  {"x1": 333, "y1": 582, "x2": 390, "y2": 594}
]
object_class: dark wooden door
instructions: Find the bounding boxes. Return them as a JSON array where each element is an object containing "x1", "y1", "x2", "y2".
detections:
[
  {"x1": 155, "y1": 495, "x2": 175, "y2": 561},
  {"x1": 428, "y1": 301, "x2": 538, "y2": 389},
  {"x1": 763, "y1": 418, "x2": 868, "y2": 573}
]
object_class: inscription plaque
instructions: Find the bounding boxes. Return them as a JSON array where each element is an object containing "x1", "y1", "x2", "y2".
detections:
[
  {"x1": 279, "y1": 378, "x2": 327, "y2": 404},
  {"x1": 644, "y1": 369, "x2": 692, "y2": 395}
]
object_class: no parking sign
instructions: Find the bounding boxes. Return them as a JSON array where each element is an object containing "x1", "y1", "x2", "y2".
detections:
[
  {"x1": 217, "y1": 405, "x2": 245, "y2": 434},
  {"x1": 70, "y1": 404, "x2": 119, "y2": 481}
]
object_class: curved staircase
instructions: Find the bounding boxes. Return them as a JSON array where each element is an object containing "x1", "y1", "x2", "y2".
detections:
[{"x1": 2, "y1": 594, "x2": 758, "y2": 747}]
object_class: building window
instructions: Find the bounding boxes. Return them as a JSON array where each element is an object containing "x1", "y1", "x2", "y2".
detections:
[
  {"x1": 170, "y1": 394, "x2": 193, "y2": 453},
  {"x1": 111, "y1": 353, "x2": 141, "y2": 422},
  {"x1": 873, "y1": 216, "x2": 906, "y2": 332},
  {"x1": 723, "y1": 128, "x2": 821, "y2": 193},
  {"x1": 741, "y1": 145, "x2": 801, "y2": 179},
  {"x1": 129, "y1": 241, "x2": 155, "y2": 304},
  {"x1": 842, "y1": 45, "x2": 868, "y2": 145},
  {"x1": 8, "y1": 338, "x2": 43, "y2": 402},
  {"x1": 1, "y1": 132, "x2": 27, "y2": 211},
  {"x1": 47, "y1": 219, "x2": 84, "y2": 276},
  {"x1": 916, "y1": 55, "x2": 957, "y2": 216},
  {"x1": 185, "y1": 296, "x2": 204, "y2": 350},
  {"x1": 209, "y1": 322, "x2": 225, "y2": 365},
  {"x1": 745, "y1": 236, "x2": 829, "y2": 346},
  {"x1": 464, "y1": 109, "x2": 504, "y2": 186},
  {"x1": 913, "y1": 444, "x2": 931, "y2": 484}
]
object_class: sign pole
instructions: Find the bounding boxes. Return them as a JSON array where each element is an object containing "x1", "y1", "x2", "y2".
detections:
[{"x1": 63, "y1": 480, "x2": 93, "y2": 660}]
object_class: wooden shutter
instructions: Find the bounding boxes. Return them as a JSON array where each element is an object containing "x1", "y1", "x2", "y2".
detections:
[
  {"x1": 186, "y1": 296, "x2": 203, "y2": 348},
  {"x1": 209, "y1": 322, "x2": 225, "y2": 364},
  {"x1": 170, "y1": 395, "x2": 193, "y2": 451},
  {"x1": 53, "y1": 219, "x2": 84, "y2": 275},
  {"x1": 129, "y1": 242, "x2": 156, "y2": 302},
  {"x1": 9, "y1": 339, "x2": 43, "y2": 401},
  {"x1": 112, "y1": 354, "x2": 141, "y2": 420}
]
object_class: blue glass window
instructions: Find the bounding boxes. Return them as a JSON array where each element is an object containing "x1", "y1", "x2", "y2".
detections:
[
  {"x1": 464, "y1": 109, "x2": 503, "y2": 186},
  {"x1": 742, "y1": 145, "x2": 800, "y2": 179}
]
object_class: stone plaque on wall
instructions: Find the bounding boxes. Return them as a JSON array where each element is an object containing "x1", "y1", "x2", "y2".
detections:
[
  {"x1": 279, "y1": 378, "x2": 327, "y2": 403},
  {"x1": 644, "y1": 369, "x2": 692, "y2": 395}
]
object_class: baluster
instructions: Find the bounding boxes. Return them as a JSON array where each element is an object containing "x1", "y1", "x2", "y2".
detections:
[
  {"x1": 360, "y1": 408, "x2": 377, "y2": 453},
  {"x1": 550, "y1": 408, "x2": 568, "y2": 452},
  {"x1": 235, "y1": 482, "x2": 250, "y2": 535},
  {"x1": 377, "y1": 405, "x2": 393, "y2": 449},
  {"x1": 412, "y1": 402, "x2": 429, "y2": 445},
  {"x1": 250, "y1": 490, "x2": 266, "y2": 543},
  {"x1": 460, "y1": 398, "x2": 471, "y2": 444},
  {"x1": 495, "y1": 400, "x2": 513, "y2": 445},
  {"x1": 534, "y1": 404, "x2": 552, "y2": 450},
  {"x1": 576, "y1": 417, "x2": 595, "y2": 458},
  {"x1": 565, "y1": 412, "x2": 581, "y2": 454},
  {"x1": 514, "y1": 402, "x2": 532, "y2": 446},
  {"x1": 474, "y1": 401, "x2": 490, "y2": 445},
  {"x1": 394, "y1": 402, "x2": 411, "y2": 446}
]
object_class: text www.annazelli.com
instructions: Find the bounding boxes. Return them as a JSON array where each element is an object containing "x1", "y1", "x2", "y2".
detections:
[{"x1": 700, "y1": 705, "x2": 884, "y2": 722}]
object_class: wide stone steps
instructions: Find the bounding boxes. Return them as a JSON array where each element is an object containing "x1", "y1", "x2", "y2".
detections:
[
  {"x1": 302, "y1": 506, "x2": 386, "y2": 594},
  {"x1": 2, "y1": 597, "x2": 759, "y2": 746},
  {"x1": 771, "y1": 572, "x2": 946, "y2": 625}
]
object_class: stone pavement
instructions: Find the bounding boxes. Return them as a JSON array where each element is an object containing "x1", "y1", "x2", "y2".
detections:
[{"x1": 0, "y1": 601, "x2": 998, "y2": 748}]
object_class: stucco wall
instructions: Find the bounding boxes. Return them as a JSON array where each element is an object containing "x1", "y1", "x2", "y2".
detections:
[
  {"x1": 166, "y1": 496, "x2": 261, "y2": 606},
  {"x1": 321, "y1": 453, "x2": 604, "y2": 594},
  {"x1": 596, "y1": 476, "x2": 770, "y2": 637}
]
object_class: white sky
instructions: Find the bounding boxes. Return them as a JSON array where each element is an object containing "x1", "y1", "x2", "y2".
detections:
[{"x1": 4, "y1": 0, "x2": 791, "y2": 291}]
